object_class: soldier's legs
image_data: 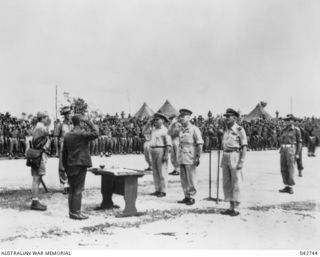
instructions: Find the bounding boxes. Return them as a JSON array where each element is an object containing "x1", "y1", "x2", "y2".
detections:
[
  {"x1": 151, "y1": 148, "x2": 167, "y2": 193},
  {"x1": 59, "y1": 142, "x2": 69, "y2": 190},
  {"x1": 0, "y1": 137, "x2": 3, "y2": 154},
  {"x1": 143, "y1": 141, "x2": 152, "y2": 168},
  {"x1": 67, "y1": 168, "x2": 87, "y2": 215},
  {"x1": 108, "y1": 138, "x2": 113, "y2": 154},
  {"x1": 19, "y1": 139, "x2": 26, "y2": 155},
  {"x1": 9, "y1": 138, "x2": 13, "y2": 156},
  {"x1": 296, "y1": 149, "x2": 303, "y2": 176},
  {"x1": 280, "y1": 147, "x2": 295, "y2": 187},
  {"x1": 170, "y1": 139, "x2": 180, "y2": 173},
  {"x1": 128, "y1": 138, "x2": 133, "y2": 153},
  {"x1": 180, "y1": 164, "x2": 197, "y2": 198},
  {"x1": 98, "y1": 137, "x2": 104, "y2": 155},
  {"x1": 221, "y1": 152, "x2": 242, "y2": 212}
]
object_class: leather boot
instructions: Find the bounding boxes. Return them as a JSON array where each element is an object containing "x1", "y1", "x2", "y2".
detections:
[{"x1": 31, "y1": 200, "x2": 47, "y2": 211}]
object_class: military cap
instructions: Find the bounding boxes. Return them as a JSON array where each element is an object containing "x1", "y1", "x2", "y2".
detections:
[
  {"x1": 37, "y1": 112, "x2": 47, "y2": 119},
  {"x1": 60, "y1": 106, "x2": 72, "y2": 115},
  {"x1": 179, "y1": 109, "x2": 193, "y2": 117},
  {"x1": 153, "y1": 112, "x2": 169, "y2": 122},
  {"x1": 169, "y1": 114, "x2": 176, "y2": 120},
  {"x1": 283, "y1": 114, "x2": 296, "y2": 121},
  {"x1": 223, "y1": 108, "x2": 239, "y2": 118}
]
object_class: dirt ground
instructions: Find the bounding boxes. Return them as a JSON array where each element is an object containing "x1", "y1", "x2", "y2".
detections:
[{"x1": 0, "y1": 149, "x2": 319, "y2": 250}]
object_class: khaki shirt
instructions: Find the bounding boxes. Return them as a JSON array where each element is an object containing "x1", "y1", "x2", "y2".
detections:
[
  {"x1": 150, "y1": 125, "x2": 172, "y2": 147},
  {"x1": 59, "y1": 121, "x2": 73, "y2": 139},
  {"x1": 143, "y1": 126, "x2": 153, "y2": 141},
  {"x1": 279, "y1": 125, "x2": 302, "y2": 145},
  {"x1": 168, "y1": 122, "x2": 181, "y2": 138},
  {"x1": 222, "y1": 123, "x2": 248, "y2": 150},
  {"x1": 178, "y1": 123, "x2": 204, "y2": 165}
]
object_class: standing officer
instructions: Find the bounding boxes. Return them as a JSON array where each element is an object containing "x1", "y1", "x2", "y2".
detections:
[
  {"x1": 62, "y1": 115, "x2": 99, "y2": 220},
  {"x1": 177, "y1": 109, "x2": 204, "y2": 206},
  {"x1": 278, "y1": 114, "x2": 302, "y2": 194},
  {"x1": 149, "y1": 113, "x2": 172, "y2": 197},
  {"x1": 220, "y1": 108, "x2": 247, "y2": 216},
  {"x1": 57, "y1": 106, "x2": 73, "y2": 194}
]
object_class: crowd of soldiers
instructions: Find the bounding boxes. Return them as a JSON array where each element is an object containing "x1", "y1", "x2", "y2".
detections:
[{"x1": 1, "y1": 110, "x2": 319, "y2": 159}]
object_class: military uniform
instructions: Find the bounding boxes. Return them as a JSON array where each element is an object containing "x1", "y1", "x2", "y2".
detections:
[
  {"x1": 177, "y1": 109, "x2": 204, "y2": 205},
  {"x1": 279, "y1": 117, "x2": 302, "y2": 192},
  {"x1": 58, "y1": 107, "x2": 73, "y2": 191},
  {"x1": 9, "y1": 127, "x2": 19, "y2": 158},
  {"x1": 150, "y1": 113, "x2": 172, "y2": 196},
  {"x1": 221, "y1": 122, "x2": 247, "y2": 203}
]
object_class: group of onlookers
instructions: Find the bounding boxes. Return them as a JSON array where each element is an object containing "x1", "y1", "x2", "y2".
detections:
[{"x1": 1, "y1": 111, "x2": 319, "y2": 160}]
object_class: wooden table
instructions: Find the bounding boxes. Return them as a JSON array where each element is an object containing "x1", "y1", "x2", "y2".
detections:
[{"x1": 89, "y1": 167, "x2": 145, "y2": 217}]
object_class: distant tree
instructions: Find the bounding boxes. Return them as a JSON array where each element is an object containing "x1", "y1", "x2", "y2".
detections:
[
  {"x1": 73, "y1": 98, "x2": 88, "y2": 115},
  {"x1": 21, "y1": 112, "x2": 27, "y2": 120}
]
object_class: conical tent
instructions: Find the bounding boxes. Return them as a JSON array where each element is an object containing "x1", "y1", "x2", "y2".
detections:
[
  {"x1": 134, "y1": 102, "x2": 155, "y2": 120},
  {"x1": 244, "y1": 102, "x2": 273, "y2": 121},
  {"x1": 157, "y1": 100, "x2": 179, "y2": 117}
]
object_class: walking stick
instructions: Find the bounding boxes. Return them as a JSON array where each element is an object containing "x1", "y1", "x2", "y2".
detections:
[
  {"x1": 205, "y1": 150, "x2": 214, "y2": 201},
  {"x1": 40, "y1": 177, "x2": 48, "y2": 193},
  {"x1": 209, "y1": 150, "x2": 212, "y2": 198},
  {"x1": 215, "y1": 149, "x2": 221, "y2": 204},
  {"x1": 211, "y1": 139, "x2": 223, "y2": 204}
]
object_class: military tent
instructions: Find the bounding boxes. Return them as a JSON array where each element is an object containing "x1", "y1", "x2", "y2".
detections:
[
  {"x1": 134, "y1": 102, "x2": 155, "y2": 120},
  {"x1": 157, "y1": 100, "x2": 179, "y2": 117},
  {"x1": 244, "y1": 102, "x2": 273, "y2": 121}
]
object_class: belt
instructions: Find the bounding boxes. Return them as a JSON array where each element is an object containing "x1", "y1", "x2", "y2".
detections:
[
  {"x1": 151, "y1": 146, "x2": 166, "y2": 149},
  {"x1": 224, "y1": 149, "x2": 240, "y2": 153},
  {"x1": 281, "y1": 144, "x2": 295, "y2": 147}
]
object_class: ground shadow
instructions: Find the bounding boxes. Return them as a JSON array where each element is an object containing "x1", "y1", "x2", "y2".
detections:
[{"x1": 248, "y1": 200, "x2": 318, "y2": 212}]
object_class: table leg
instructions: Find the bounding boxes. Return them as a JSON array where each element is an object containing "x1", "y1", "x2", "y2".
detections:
[
  {"x1": 101, "y1": 175, "x2": 114, "y2": 207},
  {"x1": 120, "y1": 176, "x2": 138, "y2": 217}
]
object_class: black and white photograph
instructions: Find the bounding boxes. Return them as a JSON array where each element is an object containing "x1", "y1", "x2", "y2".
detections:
[{"x1": 0, "y1": 0, "x2": 319, "y2": 255}]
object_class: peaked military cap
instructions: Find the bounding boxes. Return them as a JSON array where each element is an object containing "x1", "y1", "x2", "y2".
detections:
[
  {"x1": 60, "y1": 106, "x2": 72, "y2": 115},
  {"x1": 283, "y1": 114, "x2": 296, "y2": 121},
  {"x1": 179, "y1": 109, "x2": 193, "y2": 116},
  {"x1": 223, "y1": 108, "x2": 239, "y2": 118},
  {"x1": 37, "y1": 112, "x2": 47, "y2": 119},
  {"x1": 153, "y1": 112, "x2": 169, "y2": 122}
]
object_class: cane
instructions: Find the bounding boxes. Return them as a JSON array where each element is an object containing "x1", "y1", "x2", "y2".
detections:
[
  {"x1": 216, "y1": 149, "x2": 221, "y2": 204},
  {"x1": 205, "y1": 150, "x2": 214, "y2": 201},
  {"x1": 40, "y1": 177, "x2": 48, "y2": 193},
  {"x1": 209, "y1": 150, "x2": 212, "y2": 198}
]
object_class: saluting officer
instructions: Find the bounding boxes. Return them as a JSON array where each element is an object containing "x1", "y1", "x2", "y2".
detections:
[
  {"x1": 221, "y1": 108, "x2": 247, "y2": 217},
  {"x1": 149, "y1": 113, "x2": 172, "y2": 198},
  {"x1": 177, "y1": 109, "x2": 204, "y2": 206},
  {"x1": 57, "y1": 106, "x2": 73, "y2": 194},
  {"x1": 278, "y1": 114, "x2": 302, "y2": 194}
]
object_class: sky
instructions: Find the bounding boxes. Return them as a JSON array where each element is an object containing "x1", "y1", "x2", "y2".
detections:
[{"x1": 0, "y1": 0, "x2": 319, "y2": 118}]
